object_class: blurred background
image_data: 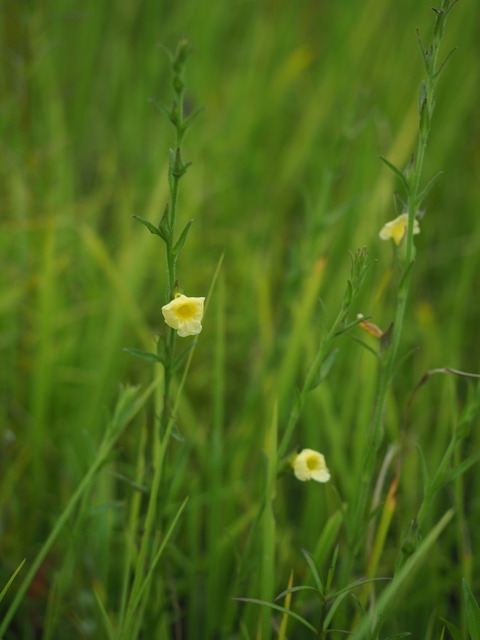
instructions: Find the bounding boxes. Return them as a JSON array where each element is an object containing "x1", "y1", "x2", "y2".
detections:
[{"x1": 1, "y1": 0, "x2": 480, "y2": 637}]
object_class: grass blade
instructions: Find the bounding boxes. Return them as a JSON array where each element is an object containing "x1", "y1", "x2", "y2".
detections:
[{"x1": 463, "y1": 579, "x2": 480, "y2": 640}]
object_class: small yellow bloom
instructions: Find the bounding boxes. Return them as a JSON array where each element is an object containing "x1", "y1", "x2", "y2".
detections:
[
  {"x1": 162, "y1": 294, "x2": 205, "y2": 337},
  {"x1": 379, "y1": 213, "x2": 420, "y2": 245},
  {"x1": 292, "y1": 449, "x2": 331, "y2": 483}
]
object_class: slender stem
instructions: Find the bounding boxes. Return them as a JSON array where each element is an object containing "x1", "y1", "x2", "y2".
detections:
[
  {"x1": 347, "y1": 1, "x2": 457, "y2": 578},
  {"x1": 122, "y1": 39, "x2": 196, "y2": 639}
]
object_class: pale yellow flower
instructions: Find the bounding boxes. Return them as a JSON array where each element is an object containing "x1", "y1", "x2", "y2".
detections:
[
  {"x1": 162, "y1": 294, "x2": 205, "y2": 337},
  {"x1": 379, "y1": 213, "x2": 420, "y2": 245},
  {"x1": 292, "y1": 449, "x2": 331, "y2": 483}
]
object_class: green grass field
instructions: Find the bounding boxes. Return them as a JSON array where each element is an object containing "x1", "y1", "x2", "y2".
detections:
[{"x1": 2, "y1": 1, "x2": 480, "y2": 638}]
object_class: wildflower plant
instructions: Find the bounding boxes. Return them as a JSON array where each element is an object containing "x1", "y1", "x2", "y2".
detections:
[
  {"x1": 239, "y1": 2, "x2": 468, "y2": 637},
  {"x1": 128, "y1": 37, "x2": 206, "y2": 426},
  {"x1": 347, "y1": 0, "x2": 461, "y2": 609},
  {"x1": 121, "y1": 38, "x2": 206, "y2": 640},
  {"x1": 3, "y1": 2, "x2": 479, "y2": 639}
]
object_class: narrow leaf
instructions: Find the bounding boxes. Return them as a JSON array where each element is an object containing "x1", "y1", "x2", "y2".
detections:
[
  {"x1": 149, "y1": 98, "x2": 174, "y2": 122},
  {"x1": 327, "y1": 577, "x2": 390, "y2": 603},
  {"x1": 173, "y1": 219, "x2": 194, "y2": 255},
  {"x1": 159, "y1": 204, "x2": 170, "y2": 240},
  {"x1": 334, "y1": 314, "x2": 373, "y2": 337},
  {"x1": 354, "y1": 509, "x2": 454, "y2": 640},
  {"x1": 123, "y1": 348, "x2": 165, "y2": 365},
  {"x1": 445, "y1": 449, "x2": 480, "y2": 484},
  {"x1": 463, "y1": 579, "x2": 480, "y2": 640},
  {"x1": 93, "y1": 583, "x2": 116, "y2": 640},
  {"x1": 308, "y1": 348, "x2": 339, "y2": 390},
  {"x1": 351, "y1": 594, "x2": 368, "y2": 622},
  {"x1": 0, "y1": 559, "x2": 26, "y2": 604},
  {"x1": 278, "y1": 570, "x2": 294, "y2": 640},
  {"x1": 231, "y1": 598, "x2": 318, "y2": 634},
  {"x1": 129, "y1": 498, "x2": 189, "y2": 618},
  {"x1": 417, "y1": 171, "x2": 443, "y2": 207},
  {"x1": 274, "y1": 585, "x2": 320, "y2": 602},
  {"x1": 379, "y1": 156, "x2": 408, "y2": 189},
  {"x1": 418, "y1": 80, "x2": 428, "y2": 116},
  {"x1": 398, "y1": 259, "x2": 415, "y2": 292},
  {"x1": 301, "y1": 548, "x2": 324, "y2": 596},
  {"x1": 313, "y1": 509, "x2": 344, "y2": 571},
  {"x1": 440, "y1": 618, "x2": 464, "y2": 640},
  {"x1": 415, "y1": 443, "x2": 431, "y2": 486},
  {"x1": 132, "y1": 215, "x2": 167, "y2": 242},
  {"x1": 347, "y1": 334, "x2": 381, "y2": 360},
  {"x1": 325, "y1": 544, "x2": 339, "y2": 594},
  {"x1": 434, "y1": 47, "x2": 458, "y2": 79},
  {"x1": 172, "y1": 341, "x2": 197, "y2": 373},
  {"x1": 182, "y1": 106, "x2": 206, "y2": 133}
]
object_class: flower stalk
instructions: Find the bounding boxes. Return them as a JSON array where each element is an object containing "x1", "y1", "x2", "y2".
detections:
[
  {"x1": 349, "y1": 0, "x2": 458, "y2": 571},
  {"x1": 122, "y1": 39, "x2": 204, "y2": 640},
  {"x1": 133, "y1": 37, "x2": 205, "y2": 430}
]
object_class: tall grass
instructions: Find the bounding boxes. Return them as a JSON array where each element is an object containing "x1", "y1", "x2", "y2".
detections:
[{"x1": 1, "y1": 0, "x2": 479, "y2": 638}]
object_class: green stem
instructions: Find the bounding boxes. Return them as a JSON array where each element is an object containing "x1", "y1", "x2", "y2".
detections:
[
  {"x1": 122, "y1": 38, "x2": 196, "y2": 639},
  {"x1": 347, "y1": 0, "x2": 456, "y2": 575}
]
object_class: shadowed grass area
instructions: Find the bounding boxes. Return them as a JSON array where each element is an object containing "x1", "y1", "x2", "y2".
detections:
[{"x1": 1, "y1": 0, "x2": 479, "y2": 638}]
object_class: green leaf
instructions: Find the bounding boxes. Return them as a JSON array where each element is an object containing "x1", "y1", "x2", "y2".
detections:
[
  {"x1": 334, "y1": 314, "x2": 372, "y2": 338},
  {"x1": 301, "y1": 548, "x2": 324, "y2": 596},
  {"x1": 463, "y1": 579, "x2": 480, "y2": 640},
  {"x1": 415, "y1": 443, "x2": 431, "y2": 486},
  {"x1": 173, "y1": 218, "x2": 194, "y2": 255},
  {"x1": 379, "y1": 156, "x2": 408, "y2": 190},
  {"x1": 351, "y1": 594, "x2": 368, "y2": 624},
  {"x1": 128, "y1": 497, "x2": 189, "y2": 620},
  {"x1": 0, "y1": 559, "x2": 26, "y2": 604},
  {"x1": 308, "y1": 348, "x2": 339, "y2": 390},
  {"x1": 168, "y1": 421, "x2": 186, "y2": 442},
  {"x1": 418, "y1": 80, "x2": 428, "y2": 116},
  {"x1": 355, "y1": 509, "x2": 454, "y2": 640},
  {"x1": 274, "y1": 585, "x2": 320, "y2": 602},
  {"x1": 123, "y1": 348, "x2": 165, "y2": 366},
  {"x1": 348, "y1": 334, "x2": 381, "y2": 360},
  {"x1": 313, "y1": 509, "x2": 343, "y2": 571},
  {"x1": 159, "y1": 204, "x2": 170, "y2": 241},
  {"x1": 440, "y1": 618, "x2": 464, "y2": 640},
  {"x1": 149, "y1": 98, "x2": 174, "y2": 123},
  {"x1": 93, "y1": 582, "x2": 117, "y2": 640},
  {"x1": 231, "y1": 597, "x2": 318, "y2": 634},
  {"x1": 417, "y1": 171, "x2": 443, "y2": 207},
  {"x1": 172, "y1": 341, "x2": 197, "y2": 373},
  {"x1": 434, "y1": 46, "x2": 458, "y2": 79},
  {"x1": 327, "y1": 576, "x2": 390, "y2": 603},
  {"x1": 132, "y1": 215, "x2": 167, "y2": 242},
  {"x1": 398, "y1": 258, "x2": 415, "y2": 292},
  {"x1": 325, "y1": 544, "x2": 339, "y2": 594},
  {"x1": 182, "y1": 106, "x2": 206, "y2": 133},
  {"x1": 444, "y1": 449, "x2": 480, "y2": 484}
]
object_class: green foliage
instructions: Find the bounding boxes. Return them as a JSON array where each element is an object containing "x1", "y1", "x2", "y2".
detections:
[
  {"x1": 463, "y1": 580, "x2": 480, "y2": 640},
  {"x1": 1, "y1": 0, "x2": 479, "y2": 638}
]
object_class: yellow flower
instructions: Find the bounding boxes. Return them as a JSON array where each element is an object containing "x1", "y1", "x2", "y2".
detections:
[
  {"x1": 162, "y1": 294, "x2": 205, "y2": 337},
  {"x1": 292, "y1": 449, "x2": 331, "y2": 483},
  {"x1": 379, "y1": 213, "x2": 420, "y2": 245}
]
